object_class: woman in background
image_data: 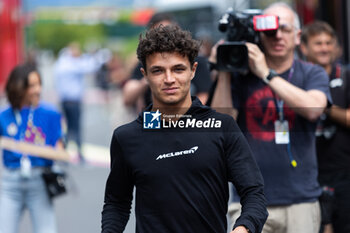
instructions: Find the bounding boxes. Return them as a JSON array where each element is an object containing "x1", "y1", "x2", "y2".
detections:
[{"x1": 0, "y1": 64, "x2": 64, "y2": 233}]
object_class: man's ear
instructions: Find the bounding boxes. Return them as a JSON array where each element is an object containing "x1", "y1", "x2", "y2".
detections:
[
  {"x1": 295, "y1": 29, "x2": 301, "y2": 46},
  {"x1": 299, "y1": 42, "x2": 308, "y2": 57},
  {"x1": 140, "y1": 67, "x2": 147, "y2": 77},
  {"x1": 191, "y1": 62, "x2": 198, "y2": 80}
]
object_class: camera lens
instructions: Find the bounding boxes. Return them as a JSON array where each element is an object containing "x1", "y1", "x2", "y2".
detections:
[
  {"x1": 228, "y1": 46, "x2": 245, "y2": 67},
  {"x1": 217, "y1": 42, "x2": 248, "y2": 72}
]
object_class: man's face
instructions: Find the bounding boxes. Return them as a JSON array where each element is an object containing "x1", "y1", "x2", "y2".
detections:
[
  {"x1": 261, "y1": 6, "x2": 300, "y2": 59},
  {"x1": 301, "y1": 32, "x2": 335, "y2": 67},
  {"x1": 141, "y1": 52, "x2": 197, "y2": 107}
]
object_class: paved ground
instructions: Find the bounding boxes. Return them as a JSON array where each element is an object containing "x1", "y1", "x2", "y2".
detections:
[{"x1": 16, "y1": 165, "x2": 136, "y2": 233}]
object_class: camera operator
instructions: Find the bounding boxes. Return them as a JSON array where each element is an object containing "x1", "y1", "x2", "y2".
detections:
[{"x1": 210, "y1": 2, "x2": 331, "y2": 233}]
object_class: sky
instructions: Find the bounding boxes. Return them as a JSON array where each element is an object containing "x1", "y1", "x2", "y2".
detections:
[
  {"x1": 22, "y1": 0, "x2": 231, "y2": 12},
  {"x1": 23, "y1": 0, "x2": 134, "y2": 11}
]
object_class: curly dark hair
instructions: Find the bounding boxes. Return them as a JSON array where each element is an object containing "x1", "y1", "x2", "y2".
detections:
[
  {"x1": 137, "y1": 25, "x2": 200, "y2": 71},
  {"x1": 5, "y1": 64, "x2": 40, "y2": 109}
]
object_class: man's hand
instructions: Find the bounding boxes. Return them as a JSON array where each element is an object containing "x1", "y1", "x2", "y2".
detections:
[
  {"x1": 230, "y1": 226, "x2": 250, "y2": 233},
  {"x1": 246, "y1": 42, "x2": 269, "y2": 79},
  {"x1": 208, "y1": 39, "x2": 225, "y2": 64}
]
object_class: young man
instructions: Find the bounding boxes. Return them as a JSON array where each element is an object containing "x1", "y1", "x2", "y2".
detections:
[
  {"x1": 102, "y1": 25, "x2": 268, "y2": 233},
  {"x1": 210, "y1": 3, "x2": 332, "y2": 233},
  {"x1": 122, "y1": 12, "x2": 212, "y2": 111},
  {"x1": 301, "y1": 21, "x2": 350, "y2": 233}
]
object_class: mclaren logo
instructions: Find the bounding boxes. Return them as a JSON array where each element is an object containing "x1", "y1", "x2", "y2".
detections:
[{"x1": 156, "y1": 146, "x2": 199, "y2": 160}]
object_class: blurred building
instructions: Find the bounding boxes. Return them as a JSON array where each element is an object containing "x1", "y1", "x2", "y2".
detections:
[{"x1": 1, "y1": 0, "x2": 350, "y2": 94}]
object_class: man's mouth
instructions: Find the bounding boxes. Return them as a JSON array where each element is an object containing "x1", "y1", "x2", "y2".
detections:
[
  {"x1": 272, "y1": 43, "x2": 284, "y2": 51},
  {"x1": 162, "y1": 87, "x2": 178, "y2": 94}
]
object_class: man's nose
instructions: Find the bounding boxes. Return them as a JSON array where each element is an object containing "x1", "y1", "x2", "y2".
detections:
[
  {"x1": 275, "y1": 28, "x2": 283, "y2": 39},
  {"x1": 164, "y1": 70, "x2": 175, "y2": 83},
  {"x1": 321, "y1": 43, "x2": 330, "y2": 51}
]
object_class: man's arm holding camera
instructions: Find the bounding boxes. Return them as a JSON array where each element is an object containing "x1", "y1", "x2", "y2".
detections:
[
  {"x1": 211, "y1": 71, "x2": 238, "y2": 118},
  {"x1": 246, "y1": 42, "x2": 327, "y2": 121},
  {"x1": 209, "y1": 40, "x2": 238, "y2": 119}
]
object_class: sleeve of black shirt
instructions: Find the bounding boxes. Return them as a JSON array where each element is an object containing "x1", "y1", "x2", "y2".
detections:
[
  {"x1": 192, "y1": 56, "x2": 212, "y2": 93},
  {"x1": 346, "y1": 68, "x2": 350, "y2": 107},
  {"x1": 130, "y1": 63, "x2": 144, "y2": 80},
  {"x1": 102, "y1": 130, "x2": 134, "y2": 233},
  {"x1": 224, "y1": 118, "x2": 268, "y2": 233}
]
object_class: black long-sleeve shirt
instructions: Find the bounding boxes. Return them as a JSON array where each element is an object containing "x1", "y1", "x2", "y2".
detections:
[{"x1": 102, "y1": 98, "x2": 267, "y2": 233}]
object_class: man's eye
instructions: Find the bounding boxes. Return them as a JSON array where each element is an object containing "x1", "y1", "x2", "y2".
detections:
[
  {"x1": 152, "y1": 69, "x2": 162, "y2": 74},
  {"x1": 279, "y1": 24, "x2": 293, "y2": 33},
  {"x1": 175, "y1": 68, "x2": 185, "y2": 72}
]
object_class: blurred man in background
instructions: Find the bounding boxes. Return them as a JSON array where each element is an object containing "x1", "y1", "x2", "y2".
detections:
[
  {"x1": 54, "y1": 42, "x2": 100, "y2": 164},
  {"x1": 301, "y1": 21, "x2": 350, "y2": 233}
]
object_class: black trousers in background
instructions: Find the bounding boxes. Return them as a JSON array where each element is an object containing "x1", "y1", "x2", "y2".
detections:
[
  {"x1": 318, "y1": 171, "x2": 350, "y2": 233},
  {"x1": 62, "y1": 100, "x2": 82, "y2": 153}
]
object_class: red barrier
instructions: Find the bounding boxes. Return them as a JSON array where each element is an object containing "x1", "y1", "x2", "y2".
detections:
[{"x1": 0, "y1": 0, "x2": 23, "y2": 93}]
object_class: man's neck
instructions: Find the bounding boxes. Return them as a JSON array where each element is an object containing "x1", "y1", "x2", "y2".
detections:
[
  {"x1": 152, "y1": 96, "x2": 192, "y2": 120},
  {"x1": 324, "y1": 64, "x2": 332, "y2": 75},
  {"x1": 266, "y1": 55, "x2": 294, "y2": 74}
]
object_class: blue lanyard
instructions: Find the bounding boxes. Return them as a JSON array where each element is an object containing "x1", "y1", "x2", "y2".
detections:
[
  {"x1": 276, "y1": 100, "x2": 284, "y2": 121},
  {"x1": 14, "y1": 107, "x2": 35, "y2": 141},
  {"x1": 274, "y1": 61, "x2": 295, "y2": 121},
  {"x1": 273, "y1": 61, "x2": 297, "y2": 167},
  {"x1": 13, "y1": 107, "x2": 35, "y2": 165}
]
